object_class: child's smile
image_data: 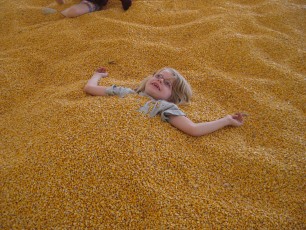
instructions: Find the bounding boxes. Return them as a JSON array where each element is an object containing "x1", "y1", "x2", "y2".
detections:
[{"x1": 151, "y1": 82, "x2": 161, "y2": 90}]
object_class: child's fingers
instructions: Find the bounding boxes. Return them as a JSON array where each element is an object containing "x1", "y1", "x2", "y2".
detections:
[
  {"x1": 234, "y1": 113, "x2": 248, "y2": 120},
  {"x1": 236, "y1": 113, "x2": 248, "y2": 117},
  {"x1": 97, "y1": 67, "x2": 107, "y2": 73},
  {"x1": 232, "y1": 113, "x2": 243, "y2": 123}
]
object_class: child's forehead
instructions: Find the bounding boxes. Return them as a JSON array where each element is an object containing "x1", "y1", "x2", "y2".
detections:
[{"x1": 156, "y1": 69, "x2": 176, "y2": 79}]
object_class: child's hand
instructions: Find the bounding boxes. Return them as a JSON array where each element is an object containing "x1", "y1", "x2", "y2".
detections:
[
  {"x1": 93, "y1": 67, "x2": 108, "y2": 78},
  {"x1": 226, "y1": 113, "x2": 247, "y2": 127},
  {"x1": 97, "y1": 67, "x2": 107, "y2": 73}
]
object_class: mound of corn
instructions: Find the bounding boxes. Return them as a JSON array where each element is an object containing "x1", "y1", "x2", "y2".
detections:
[{"x1": 0, "y1": 0, "x2": 305, "y2": 228}]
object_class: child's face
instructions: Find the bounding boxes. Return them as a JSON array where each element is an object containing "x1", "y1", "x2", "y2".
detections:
[{"x1": 144, "y1": 69, "x2": 175, "y2": 101}]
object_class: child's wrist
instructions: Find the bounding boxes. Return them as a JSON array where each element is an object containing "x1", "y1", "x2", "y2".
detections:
[
  {"x1": 223, "y1": 116, "x2": 232, "y2": 126},
  {"x1": 92, "y1": 74, "x2": 102, "y2": 79}
]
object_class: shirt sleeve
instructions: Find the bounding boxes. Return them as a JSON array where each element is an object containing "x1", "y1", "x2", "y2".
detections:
[
  {"x1": 139, "y1": 100, "x2": 185, "y2": 122},
  {"x1": 160, "y1": 104, "x2": 185, "y2": 122},
  {"x1": 105, "y1": 85, "x2": 135, "y2": 97}
]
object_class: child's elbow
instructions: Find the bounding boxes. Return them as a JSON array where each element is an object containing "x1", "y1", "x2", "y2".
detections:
[
  {"x1": 83, "y1": 85, "x2": 92, "y2": 95},
  {"x1": 187, "y1": 129, "x2": 202, "y2": 137},
  {"x1": 170, "y1": 117, "x2": 202, "y2": 137},
  {"x1": 182, "y1": 124, "x2": 202, "y2": 137},
  {"x1": 83, "y1": 85, "x2": 108, "y2": 96}
]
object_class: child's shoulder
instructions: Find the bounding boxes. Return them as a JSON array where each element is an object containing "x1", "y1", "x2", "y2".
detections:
[{"x1": 106, "y1": 85, "x2": 135, "y2": 97}]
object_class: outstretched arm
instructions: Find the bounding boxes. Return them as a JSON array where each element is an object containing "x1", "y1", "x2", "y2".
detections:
[
  {"x1": 168, "y1": 113, "x2": 247, "y2": 137},
  {"x1": 84, "y1": 67, "x2": 109, "y2": 96}
]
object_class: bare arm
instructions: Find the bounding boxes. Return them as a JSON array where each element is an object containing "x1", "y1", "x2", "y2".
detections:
[
  {"x1": 168, "y1": 113, "x2": 246, "y2": 137},
  {"x1": 84, "y1": 67, "x2": 109, "y2": 96}
]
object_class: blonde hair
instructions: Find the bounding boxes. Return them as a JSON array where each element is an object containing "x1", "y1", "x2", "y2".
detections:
[{"x1": 135, "y1": 67, "x2": 192, "y2": 104}]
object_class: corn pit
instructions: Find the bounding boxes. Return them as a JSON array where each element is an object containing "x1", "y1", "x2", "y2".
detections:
[{"x1": 0, "y1": 0, "x2": 305, "y2": 228}]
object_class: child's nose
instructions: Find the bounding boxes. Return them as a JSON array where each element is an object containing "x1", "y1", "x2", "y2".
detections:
[{"x1": 158, "y1": 78, "x2": 164, "y2": 83}]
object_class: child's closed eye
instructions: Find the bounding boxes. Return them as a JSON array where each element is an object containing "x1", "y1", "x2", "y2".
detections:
[{"x1": 164, "y1": 80, "x2": 172, "y2": 88}]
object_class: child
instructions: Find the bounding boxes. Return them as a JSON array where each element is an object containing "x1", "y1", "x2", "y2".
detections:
[
  {"x1": 84, "y1": 67, "x2": 247, "y2": 137},
  {"x1": 45, "y1": 0, "x2": 132, "y2": 17}
]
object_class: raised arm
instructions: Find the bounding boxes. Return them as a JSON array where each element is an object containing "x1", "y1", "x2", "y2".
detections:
[
  {"x1": 168, "y1": 113, "x2": 246, "y2": 137},
  {"x1": 84, "y1": 67, "x2": 109, "y2": 96}
]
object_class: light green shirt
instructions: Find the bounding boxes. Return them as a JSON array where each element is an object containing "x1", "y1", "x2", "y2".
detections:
[{"x1": 106, "y1": 85, "x2": 185, "y2": 122}]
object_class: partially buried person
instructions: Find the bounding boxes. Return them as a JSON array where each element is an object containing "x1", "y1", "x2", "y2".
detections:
[
  {"x1": 44, "y1": 0, "x2": 132, "y2": 17},
  {"x1": 84, "y1": 67, "x2": 247, "y2": 137}
]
